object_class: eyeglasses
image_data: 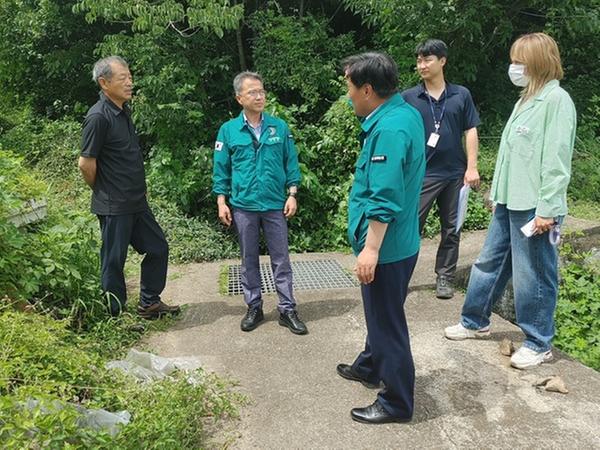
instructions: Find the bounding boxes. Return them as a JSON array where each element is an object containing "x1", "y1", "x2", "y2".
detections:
[{"x1": 245, "y1": 89, "x2": 267, "y2": 98}]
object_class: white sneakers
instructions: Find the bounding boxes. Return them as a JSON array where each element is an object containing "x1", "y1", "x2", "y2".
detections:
[
  {"x1": 444, "y1": 323, "x2": 553, "y2": 370},
  {"x1": 510, "y1": 346, "x2": 553, "y2": 369},
  {"x1": 444, "y1": 323, "x2": 491, "y2": 340}
]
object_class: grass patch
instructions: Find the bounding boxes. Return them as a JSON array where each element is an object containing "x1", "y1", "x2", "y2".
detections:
[
  {"x1": 0, "y1": 308, "x2": 244, "y2": 447},
  {"x1": 568, "y1": 199, "x2": 600, "y2": 221},
  {"x1": 218, "y1": 264, "x2": 230, "y2": 296}
]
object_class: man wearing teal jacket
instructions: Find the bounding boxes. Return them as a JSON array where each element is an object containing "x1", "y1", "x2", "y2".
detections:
[
  {"x1": 336, "y1": 53, "x2": 426, "y2": 424},
  {"x1": 212, "y1": 71, "x2": 307, "y2": 335}
]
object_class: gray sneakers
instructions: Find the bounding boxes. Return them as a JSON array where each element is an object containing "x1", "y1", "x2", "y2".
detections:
[
  {"x1": 444, "y1": 323, "x2": 491, "y2": 340},
  {"x1": 436, "y1": 275, "x2": 454, "y2": 299}
]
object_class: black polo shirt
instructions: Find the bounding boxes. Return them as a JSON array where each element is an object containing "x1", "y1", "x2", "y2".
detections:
[
  {"x1": 81, "y1": 92, "x2": 148, "y2": 215},
  {"x1": 402, "y1": 83, "x2": 480, "y2": 180}
]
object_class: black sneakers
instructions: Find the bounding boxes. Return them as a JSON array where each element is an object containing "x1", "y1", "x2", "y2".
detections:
[
  {"x1": 241, "y1": 307, "x2": 264, "y2": 331},
  {"x1": 241, "y1": 307, "x2": 308, "y2": 334},
  {"x1": 278, "y1": 310, "x2": 308, "y2": 335}
]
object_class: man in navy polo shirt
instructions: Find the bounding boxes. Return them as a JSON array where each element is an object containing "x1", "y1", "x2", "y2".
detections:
[
  {"x1": 78, "y1": 56, "x2": 180, "y2": 319},
  {"x1": 402, "y1": 39, "x2": 481, "y2": 299}
]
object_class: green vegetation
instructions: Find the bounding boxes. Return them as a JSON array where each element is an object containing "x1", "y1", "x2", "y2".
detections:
[
  {"x1": 0, "y1": 310, "x2": 243, "y2": 448},
  {"x1": 0, "y1": 0, "x2": 599, "y2": 444},
  {"x1": 555, "y1": 245, "x2": 600, "y2": 370}
]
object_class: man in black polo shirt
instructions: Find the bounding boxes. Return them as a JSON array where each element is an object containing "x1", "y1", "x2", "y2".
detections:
[
  {"x1": 78, "y1": 56, "x2": 180, "y2": 319},
  {"x1": 402, "y1": 39, "x2": 481, "y2": 299}
]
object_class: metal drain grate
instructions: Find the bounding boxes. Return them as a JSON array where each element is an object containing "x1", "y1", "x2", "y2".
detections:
[{"x1": 227, "y1": 259, "x2": 358, "y2": 295}]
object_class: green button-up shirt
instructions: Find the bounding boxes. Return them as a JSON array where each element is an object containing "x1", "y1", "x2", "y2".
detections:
[
  {"x1": 490, "y1": 80, "x2": 577, "y2": 217},
  {"x1": 212, "y1": 112, "x2": 301, "y2": 212},
  {"x1": 348, "y1": 93, "x2": 426, "y2": 264}
]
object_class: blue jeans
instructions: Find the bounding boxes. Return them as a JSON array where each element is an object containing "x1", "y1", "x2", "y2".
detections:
[{"x1": 461, "y1": 204, "x2": 558, "y2": 352}]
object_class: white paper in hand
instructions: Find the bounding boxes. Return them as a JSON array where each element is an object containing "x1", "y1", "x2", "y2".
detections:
[
  {"x1": 520, "y1": 218, "x2": 536, "y2": 237},
  {"x1": 455, "y1": 184, "x2": 471, "y2": 233}
]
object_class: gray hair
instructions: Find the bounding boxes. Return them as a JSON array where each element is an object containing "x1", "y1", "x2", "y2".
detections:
[
  {"x1": 233, "y1": 71, "x2": 263, "y2": 95},
  {"x1": 92, "y1": 56, "x2": 129, "y2": 85}
]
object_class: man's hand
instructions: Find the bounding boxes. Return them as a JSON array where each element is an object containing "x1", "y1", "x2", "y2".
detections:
[
  {"x1": 533, "y1": 215, "x2": 554, "y2": 235},
  {"x1": 284, "y1": 196, "x2": 297, "y2": 218},
  {"x1": 218, "y1": 202, "x2": 232, "y2": 227},
  {"x1": 354, "y1": 247, "x2": 379, "y2": 284},
  {"x1": 463, "y1": 167, "x2": 480, "y2": 188}
]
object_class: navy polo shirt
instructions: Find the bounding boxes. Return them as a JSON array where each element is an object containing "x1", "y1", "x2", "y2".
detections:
[
  {"x1": 81, "y1": 92, "x2": 148, "y2": 215},
  {"x1": 402, "y1": 83, "x2": 480, "y2": 180}
]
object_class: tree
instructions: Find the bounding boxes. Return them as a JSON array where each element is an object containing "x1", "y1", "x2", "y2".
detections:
[{"x1": 342, "y1": 0, "x2": 600, "y2": 122}]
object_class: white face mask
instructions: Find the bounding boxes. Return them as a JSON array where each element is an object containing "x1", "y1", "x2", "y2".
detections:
[{"x1": 508, "y1": 64, "x2": 530, "y2": 87}]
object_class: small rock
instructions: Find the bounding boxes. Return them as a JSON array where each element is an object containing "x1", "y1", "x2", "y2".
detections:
[
  {"x1": 499, "y1": 338, "x2": 515, "y2": 356},
  {"x1": 534, "y1": 376, "x2": 569, "y2": 394}
]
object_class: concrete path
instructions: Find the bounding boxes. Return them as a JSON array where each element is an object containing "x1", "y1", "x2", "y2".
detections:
[{"x1": 145, "y1": 221, "x2": 600, "y2": 449}]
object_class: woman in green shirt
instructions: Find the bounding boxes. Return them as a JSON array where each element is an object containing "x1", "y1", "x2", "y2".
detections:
[{"x1": 444, "y1": 33, "x2": 576, "y2": 369}]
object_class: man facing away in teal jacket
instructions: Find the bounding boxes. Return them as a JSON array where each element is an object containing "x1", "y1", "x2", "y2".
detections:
[
  {"x1": 336, "y1": 52, "x2": 426, "y2": 424},
  {"x1": 212, "y1": 71, "x2": 307, "y2": 335}
]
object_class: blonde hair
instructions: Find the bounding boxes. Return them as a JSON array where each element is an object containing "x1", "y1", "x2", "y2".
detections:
[{"x1": 510, "y1": 33, "x2": 564, "y2": 101}]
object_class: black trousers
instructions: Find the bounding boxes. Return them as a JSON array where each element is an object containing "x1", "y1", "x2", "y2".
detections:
[
  {"x1": 419, "y1": 177, "x2": 463, "y2": 278},
  {"x1": 98, "y1": 209, "x2": 168, "y2": 315},
  {"x1": 351, "y1": 253, "x2": 418, "y2": 419}
]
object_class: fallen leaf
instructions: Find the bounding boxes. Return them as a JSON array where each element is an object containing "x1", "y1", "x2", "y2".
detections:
[{"x1": 534, "y1": 376, "x2": 569, "y2": 394}]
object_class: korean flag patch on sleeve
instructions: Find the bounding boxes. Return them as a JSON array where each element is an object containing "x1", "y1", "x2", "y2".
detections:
[{"x1": 214, "y1": 141, "x2": 224, "y2": 151}]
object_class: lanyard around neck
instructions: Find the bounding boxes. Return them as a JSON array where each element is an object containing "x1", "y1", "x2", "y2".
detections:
[{"x1": 426, "y1": 89, "x2": 447, "y2": 133}]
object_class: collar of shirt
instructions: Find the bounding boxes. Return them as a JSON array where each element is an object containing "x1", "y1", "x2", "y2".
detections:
[
  {"x1": 417, "y1": 82, "x2": 459, "y2": 100},
  {"x1": 243, "y1": 112, "x2": 264, "y2": 139},
  {"x1": 360, "y1": 93, "x2": 406, "y2": 133},
  {"x1": 534, "y1": 79, "x2": 560, "y2": 101},
  {"x1": 99, "y1": 91, "x2": 128, "y2": 116},
  {"x1": 364, "y1": 103, "x2": 383, "y2": 122}
]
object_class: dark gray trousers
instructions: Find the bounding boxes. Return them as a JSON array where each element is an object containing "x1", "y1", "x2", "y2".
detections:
[
  {"x1": 418, "y1": 177, "x2": 463, "y2": 278},
  {"x1": 98, "y1": 209, "x2": 169, "y2": 315},
  {"x1": 351, "y1": 254, "x2": 419, "y2": 418},
  {"x1": 232, "y1": 209, "x2": 296, "y2": 313}
]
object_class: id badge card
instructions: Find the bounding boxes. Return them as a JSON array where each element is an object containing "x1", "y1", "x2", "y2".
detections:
[{"x1": 427, "y1": 132, "x2": 440, "y2": 148}]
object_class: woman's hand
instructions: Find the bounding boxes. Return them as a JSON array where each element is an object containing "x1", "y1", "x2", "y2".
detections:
[{"x1": 533, "y1": 216, "x2": 554, "y2": 235}]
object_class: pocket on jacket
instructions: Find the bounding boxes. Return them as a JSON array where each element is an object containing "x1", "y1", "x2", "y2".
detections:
[{"x1": 509, "y1": 126, "x2": 539, "y2": 161}]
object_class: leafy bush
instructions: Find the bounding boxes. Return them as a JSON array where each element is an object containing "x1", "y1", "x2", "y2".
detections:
[
  {"x1": 567, "y1": 135, "x2": 600, "y2": 204},
  {"x1": 250, "y1": 9, "x2": 352, "y2": 118},
  {"x1": 0, "y1": 147, "x2": 107, "y2": 328},
  {"x1": 151, "y1": 197, "x2": 239, "y2": 263},
  {"x1": 554, "y1": 245, "x2": 600, "y2": 370},
  {"x1": 0, "y1": 149, "x2": 47, "y2": 217},
  {"x1": 0, "y1": 198, "x2": 106, "y2": 328},
  {"x1": 421, "y1": 188, "x2": 492, "y2": 238},
  {"x1": 0, "y1": 310, "x2": 242, "y2": 448},
  {"x1": 0, "y1": 311, "x2": 114, "y2": 401},
  {"x1": 286, "y1": 97, "x2": 361, "y2": 251}
]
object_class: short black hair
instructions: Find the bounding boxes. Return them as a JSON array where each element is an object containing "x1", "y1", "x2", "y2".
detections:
[
  {"x1": 341, "y1": 52, "x2": 398, "y2": 99},
  {"x1": 415, "y1": 39, "x2": 448, "y2": 59}
]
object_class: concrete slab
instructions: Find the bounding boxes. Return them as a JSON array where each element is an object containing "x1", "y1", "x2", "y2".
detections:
[{"x1": 144, "y1": 227, "x2": 600, "y2": 449}]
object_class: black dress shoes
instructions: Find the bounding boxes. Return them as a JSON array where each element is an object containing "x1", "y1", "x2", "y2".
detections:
[
  {"x1": 336, "y1": 364, "x2": 379, "y2": 389},
  {"x1": 351, "y1": 400, "x2": 411, "y2": 425},
  {"x1": 241, "y1": 307, "x2": 264, "y2": 331},
  {"x1": 278, "y1": 310, "x2": 308, "y2": 335}
]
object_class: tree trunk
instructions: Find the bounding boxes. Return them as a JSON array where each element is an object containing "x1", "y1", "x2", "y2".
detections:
[{"x1": 234, "y1": 0, "x2": 247, "y2": 70}]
